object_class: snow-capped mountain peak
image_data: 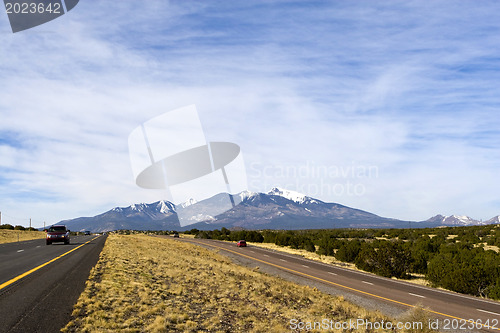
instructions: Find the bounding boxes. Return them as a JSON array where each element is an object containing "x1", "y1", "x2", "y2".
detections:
[
  {"x1": 238, "y1": 190, "x2": 258, "y2": 201},
  {"x1": 112, "y1": 201, "x2": 175, "y2": 214},
  {"x1": 157, "y1": 200, "x2": 175, "y2": 213},
  {"x1": 448, "y1": 215, "x2": 482, "y2": 225},
  {"x1": 427, "y1": 214, "x2": 482, "y2": 226},
  {"x1": 178, "y1": 198, "x2": 198, "y2": 209},
  {"x1": 130, "y1": 203, "x2": 147, "y2": 212},
  {"x1": 486, "y1": 216, "x2": 500, "y2": 224},
  {"x1": 267, "y1": 187, "x2": 311, "y2": 204}
]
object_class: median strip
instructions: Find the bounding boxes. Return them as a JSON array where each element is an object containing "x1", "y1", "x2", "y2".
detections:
[{"x1": 0, "y1": 236, "x2": 99, "y2": 291}]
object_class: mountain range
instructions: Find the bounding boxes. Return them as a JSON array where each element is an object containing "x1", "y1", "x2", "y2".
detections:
[{"x1": 57, "y1": 187, "x2": 500, "y2": 232}]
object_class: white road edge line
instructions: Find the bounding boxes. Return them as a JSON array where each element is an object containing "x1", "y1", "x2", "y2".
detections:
[
  {"x1": 263, "y1": 254, "x2": 269, "y2": 257},
  {"x1": 17, "y1": 250, "x2": 24, "y2": 253},
  {"x1": 280, "y1": 259, "x2": 287, "y2": 262},
  {"x1": 362, "y1": 281, "x2": 374, "y2": 285},
  {"x1": 409, "y1": 293, "x2": 426, "y2": 298},
  {"x1": 477, "y1": 309, "x2": 500, "y2": 316},
  {"x1": 302, "y1": 265, "x2": 309, "y2": 268},
  {"x1": 328, "y1": 272, "x2": 337, "y2": 275}
]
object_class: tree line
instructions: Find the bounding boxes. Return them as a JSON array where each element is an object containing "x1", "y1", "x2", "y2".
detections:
[{"x1": 0, "y1": 224, "x2": 38, "y2": 231}]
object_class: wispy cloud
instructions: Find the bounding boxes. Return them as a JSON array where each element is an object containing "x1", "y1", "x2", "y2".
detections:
[{"x1": 0, "y1": 1, "x2": 499, "y2": 226}]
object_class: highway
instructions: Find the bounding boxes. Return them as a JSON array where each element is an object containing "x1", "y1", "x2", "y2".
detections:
[
  {"x1": 180, "y1": 237, "x2": 500, "y2": 332},
  {"x1": 0, "y1": 235, "x2": 106, "y2": 333}
]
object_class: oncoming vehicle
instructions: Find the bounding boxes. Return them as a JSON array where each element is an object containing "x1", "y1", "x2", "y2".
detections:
[
  {"x1": 84, "y1": 231, "x2": 91, "y2": 235},
  {"x1": 46, "y1": 225, "x2": 70, "y2": 245},
  {"x1": 237, "y1": 240, "x2": 247, "y2": 247}
]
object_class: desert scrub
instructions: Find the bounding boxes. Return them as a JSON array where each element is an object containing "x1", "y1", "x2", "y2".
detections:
[
  {"x1": 63, "y1": 234, "x2": 424, "y2": 332},
  {"x1": 0, "y1": 229, "x2": 45, "y2": 244}
]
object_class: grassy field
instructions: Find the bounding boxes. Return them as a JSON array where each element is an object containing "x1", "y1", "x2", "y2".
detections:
[
  {"x1": 63, "y1": 234, "x2": 433, "y2": 332},
  {"x1": 0, "y1": 229, "x2": 45, "y2": 244}
]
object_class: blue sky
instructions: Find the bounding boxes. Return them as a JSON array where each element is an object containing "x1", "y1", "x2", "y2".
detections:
[{"x1": 0, "y1": 1, "x2": 499, "y2": 227}]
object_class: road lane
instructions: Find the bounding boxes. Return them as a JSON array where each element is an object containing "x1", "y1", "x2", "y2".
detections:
[
  {"x1": 179, "y1": 238, "x2": 500, "y2": 332},
  {"x1": 0, "y1": 235, "x2": 96, "y2": 290},
  {"x1": 0, "y1": 235, "x2": 106, "y2": 333}
]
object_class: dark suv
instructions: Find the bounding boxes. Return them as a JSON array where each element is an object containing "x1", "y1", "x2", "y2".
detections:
[{"x1": 46, "y1": 225, "x2": 70, "y2": 245}]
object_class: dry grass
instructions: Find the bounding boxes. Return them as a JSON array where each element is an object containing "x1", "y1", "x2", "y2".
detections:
[
  {"x1": 62, "y1": 234, "x2": 428, "y2": 333},
  {"x1": 249, "y1": 242, "x2": 358, "y2": 270},
  {"x1": 0, "y1": 229, "x2": 45, "y2": 244},
  {"x1": 476, "y1": 242, "x2": 500, "y2": 253}
]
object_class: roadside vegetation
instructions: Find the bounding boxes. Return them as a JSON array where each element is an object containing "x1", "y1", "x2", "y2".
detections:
[
  {"x1": 63, "y1": 234, "x2": 431, "y2": 332},
  {"x1": 195, "y1": 225, "x2": 500, "y2": 300},
  {"x1": 0, "y1": 225, "x2": 44, "y2": 244}
]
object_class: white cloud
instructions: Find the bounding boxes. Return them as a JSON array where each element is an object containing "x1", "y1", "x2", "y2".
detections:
[{"x1": 0, "y1": 1, "x2": 499, "y2": 227}]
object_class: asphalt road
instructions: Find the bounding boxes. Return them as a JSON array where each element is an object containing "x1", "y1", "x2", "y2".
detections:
[
  {"x1": 179, "y1": 238, "x2": 500, "y2": 332},
  {"x1": 0, "y1": 235, "x2": 107, "y2": 333}
]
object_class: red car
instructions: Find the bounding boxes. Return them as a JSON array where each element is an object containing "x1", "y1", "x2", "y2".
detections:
[
  {"x1": 237, "y1": 240, "x2": 247, "y2": 247},
  {"x1": 46, "y1": 225, "x2": 70, "y2": 245}
]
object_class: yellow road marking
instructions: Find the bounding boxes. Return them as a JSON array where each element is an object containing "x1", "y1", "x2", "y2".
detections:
[
  {"x1": 186, "y1": 239, "x2": 500, "y2": 331},
  {"x1": 0, "y1": 236, "x2": 100, "y2": 291}
]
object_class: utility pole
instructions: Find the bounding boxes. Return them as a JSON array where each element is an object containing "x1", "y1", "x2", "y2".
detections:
[{"x1": 29, "y1": 218, "x2": 32, "y2": 229}]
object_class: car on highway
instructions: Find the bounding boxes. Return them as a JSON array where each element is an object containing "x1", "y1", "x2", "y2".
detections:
[
  {"x1": 237, "y1": 240, "x2": 247, "y2": 247},
  {"x1": 46, "y1": 225, "x2": 70, "y2": 245},
  {"x1": 84, "y1": 231, "x2": 91, "y2": 235}
]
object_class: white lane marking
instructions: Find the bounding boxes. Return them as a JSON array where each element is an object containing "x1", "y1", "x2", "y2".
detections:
[
  {"x1": 36, "y1": 246, "x2": 41, "y2": 248},
  {"x1": 239, "y1": 243, "x2": 500, "y2": 307},
  {"x1": 409, "y1": 293, "x2": 426, "y2": 298},
  {"x1": 302, "y1": 265, "x2": 309, "y2": 268},
  {"x1": 280, "y1": 259, "x2": 287, "y2": 262},
  {"x1": 328, "y1": 272, "x2": 337, "y2": 276},
  {"x1": 477, "y1": 309, "x2": 500, "y2": 316},
  {"x1": 17, "y1": 250, "x2": 24, "y2": 253},
  {"x1": 249, "y1": 251, "x2": 255, "y2": 253},
  {"x1": 263, "y1": 254, "x2": 270, "y2": 257},
  {"x1": 362, "y1": 281, "x2": 374, "y2": 285}
]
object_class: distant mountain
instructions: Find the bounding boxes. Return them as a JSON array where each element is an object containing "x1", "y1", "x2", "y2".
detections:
[
  {"x1": 58, "y1": 201, "x2": 179, "y2": 233},
  {"x1": 55, "y1": 187, "x2": 500, "y2": 232},
  {"x1": 189, "y1": 187, "x2": 409, "y2": 230},
  {"x1": 424, "y1": 214, "x2": 484, "y2": 226},
  {"x1": 485, "y1": 216, "x2": 500, "y2": 224}
]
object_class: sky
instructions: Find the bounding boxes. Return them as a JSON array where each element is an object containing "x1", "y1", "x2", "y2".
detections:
[{"x1": 0, "y1": 1, "x2": 499, "y2": 227}]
